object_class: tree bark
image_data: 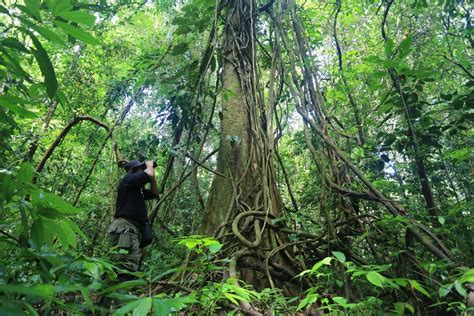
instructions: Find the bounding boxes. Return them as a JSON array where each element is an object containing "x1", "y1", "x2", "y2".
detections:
[{"x1": 200, "y1": 0, "x2": 292, "y2": 291}]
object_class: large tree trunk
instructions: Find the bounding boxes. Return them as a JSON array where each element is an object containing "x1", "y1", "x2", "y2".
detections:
[
  {"x1": 202, "y1": 0, "x2": 268, "y2": 234},
  {"x1": 200, "y1": 36, "x2": 255, "y2": 235},
  {"x1": 201, "y1": 0, "x2": 292, "y2": 291}
]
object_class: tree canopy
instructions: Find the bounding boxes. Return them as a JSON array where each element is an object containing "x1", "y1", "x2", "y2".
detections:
[{"x1": 0, "y1": 0, "x2": 473, "y2": 314}]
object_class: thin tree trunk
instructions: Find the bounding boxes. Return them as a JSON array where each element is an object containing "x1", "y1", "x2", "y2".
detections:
[
  {"x1": 333, "y1": 0, "x2": 365, "y2": 145},
  {"x1": 381, "y1": 0, "x2": 439, "y2": 217}
]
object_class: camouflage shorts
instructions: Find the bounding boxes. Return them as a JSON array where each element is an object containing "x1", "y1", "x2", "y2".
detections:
[{"x1": 107, "y1": 218, "x2": 141, "y2": 272}]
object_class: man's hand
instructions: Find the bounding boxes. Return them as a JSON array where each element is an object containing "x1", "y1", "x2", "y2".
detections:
[
  {"x1": 144, "y1": 160, "x2": 158, "y2": 196},
  {"x1": 144, "y1": 160, "x2": 155, "y2": 178}
]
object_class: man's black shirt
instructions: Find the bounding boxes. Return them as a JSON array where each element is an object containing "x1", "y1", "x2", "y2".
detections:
[{"x1": 115, "y1": 171, "x2": 157, "y2": 228}]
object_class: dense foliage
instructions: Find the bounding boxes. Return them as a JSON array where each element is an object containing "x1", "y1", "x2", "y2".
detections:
[{"x1": 0, "y1": 0, "x2": 472, "y2": 314}]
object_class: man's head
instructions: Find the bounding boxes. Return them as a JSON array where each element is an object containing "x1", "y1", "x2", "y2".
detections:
[{"x1": 123, "y1": 160, "x2": 145, "y2": 173}]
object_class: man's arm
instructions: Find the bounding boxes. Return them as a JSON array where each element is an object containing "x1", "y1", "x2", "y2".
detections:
[{"x1": 144, "y1": 160, "x2": 158, "y2": 196}]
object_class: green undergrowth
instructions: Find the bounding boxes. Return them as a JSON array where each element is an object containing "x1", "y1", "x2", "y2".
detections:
[{"x1": 1, "y1": 164, "x2": 472, "y2": 315}]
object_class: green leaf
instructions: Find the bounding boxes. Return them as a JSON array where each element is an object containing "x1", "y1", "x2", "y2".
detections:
[
  {"x1": 393, "y1": 278, "x2": 408, "y2": 287},
  {"x1": 16, "y1": 4, "x2": 37, "y2": 20},
  {"x1": 184, "y1": 240, "x2": 198, "y2": 249},
  {"x1": 54, "y1": 21, "x2": 101, "y2": 45},
  {"x1": 25, "y1": 0, "x2": 41, "y2": 21},
  {"x1": 297, "y1": 293, "x2": 318, "y2": 311},
  {"x1": 1, "y1": 48, "x2": 32, "y2": 81},
  {"x1": 151, "y1": 268, "x2": 180, "y2": 282},
  {"x1": 394, "y1": 302, "x2": 404, "y2": 314},
  {"x1": 207, "y1": 242, "x2": 222, "y2": 253},
  {"x1": 68, "y1": 220, "x2": 87, "y2": 240},
  {"x1": 203, "y1": 238, "x2": 222, "y2": 253},
  {"x1": 42, "y1": 219, "x2": 60, "y2": 245},
  {"x1": 62, "y1": 220, "x2": 77, "y2": 248},
  {"x1": 29, "y1": 33, "x2": 58, "y2": 98},
  {"x1": 0, "y1": 94, "x2": 28, "y2": 104},
  {"x1": 30, "y1": 218, "x2": 45, "y2": 248},
  {"x1": 459, "y1": 269, "x2": 474, "y2": 283},
  {"x1": 438, "y1": 283, "x2": 452, "y2": 298},
  {"x1": 310, "y1": 257, "x2": 332, "y2": 273},
  {"x1": 409, "y1": 280, "x2": 430, "y2": 297},
  {"x1": 31, "y1": 24, "x2": 66, "y2": 46},
  {"x1": 394, "y1": 302, "x2": 414, "y2": 314},
  {"x1": 441, "y1": 93, "x2": 454, "y2": 101},
  {"x1": 152, "y1": 298, "x2": 176, "y2": 315},
  {"x1": 332, "y1": 296, "x2": 348, "y2": 306},
  {"x1": 366, "y1": 271, "x2": 385, "y2": 288},
  {"x1": 152, "y1": 299, "x2": 172, "y2": 315},
  {"x1": 1, "y1": 174, "x2": 16, "y2": 201},
  {"x1": 114, "y1": 299, "x2": 143, "y2": 316},
  {"x1": 332, "y1": 251, "x2": 346, "y2": 263},
  {"x1": 83, "y1": 262, "x2": 100, "y2": 279},
  {"x1": 99, "y1": 280, "x2": 146, "y2": 295},
  {"x1": 365, "y1": 55, "x2": 383, "y2": 64},
  {"x1": 0, "y1": 109, "x2": 18, "y2": 128},
  {"x1": 18, "y1": 162, "x2": 34, "y2": 183},
  {"x1": 321, "y1": 257, "x2": 332, "y2": 265},
  {"x1": 1, "y1": 38, "x2": 29, "y2": 53},
  {"x1": 46, "y1": 0, "x2": 72, "y2": 16},
  {"x1": 39, "y1": 191, "x2": 80, "y2": 213},
  {"x1": 385, "y1": 38, "x2": 394, "y2": 59},
  {"x1": 133, "y1": 297, "x2": 152, "y2": 316},
  {"x1": 37, "y1": 208, "x2": 61, "y2": 219},
  {"x1": 17, "y1": 302, "x2": 39, "y2": 316},
  {"x1": 224, "y1": 293, "x2": 240, "y2": 305},
  {"x1": 171, "y1": 42, "x2": 189, "y2": 55},
  {"x1": 0, "y1": 102, "x2": 37, "y2": 118},
  {"x1": 80, "y1": 288, "x2": 93, "y2": 307},
  {"x1": 454, "y1": 280, "x2": 467, "y2": 298},
  {"x1": 233, "y1": 286, "x2": 257, "y2": 301},
  {"x1": 0, "y1": 284, "x2": 55, "y2": 299},
  {"x1": 0, "y1": 5, "x2": 9, "y2": 14},
  {"x1": 452, "y1": 97, "x2": 465, "y2": 110},
  {"x1": 55, "y1": 220, "x2": 75, "y2": 249},
  {"x1": 438, "y1": 216, "x2": 445, "y2": 225},
  {"x1": 398, "y1": 36, "x2": 413, "y2": 59},
  {"x1": 58, "y1": 10, "x2": 96, "y2": 26},
  {"x1": 55, "y1": 90, "x2": 69, "y2": 107}
]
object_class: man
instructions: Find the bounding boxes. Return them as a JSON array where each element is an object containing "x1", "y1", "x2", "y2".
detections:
[{"x1": 107, "y1": 160, "x2": 158, "y2": 277}]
